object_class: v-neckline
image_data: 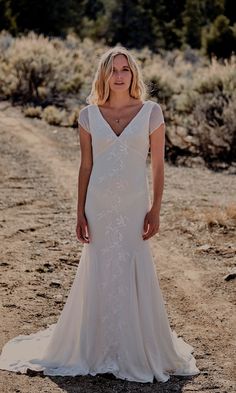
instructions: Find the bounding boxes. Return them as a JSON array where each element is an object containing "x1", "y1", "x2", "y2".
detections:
[{"x1": 95, "y1": 100, "x2": 149, "y2": 139}]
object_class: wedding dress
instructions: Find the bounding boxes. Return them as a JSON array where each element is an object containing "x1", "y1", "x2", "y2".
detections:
[{"x1": 0, "y1": 100, "x2": 200, "y2": 383}]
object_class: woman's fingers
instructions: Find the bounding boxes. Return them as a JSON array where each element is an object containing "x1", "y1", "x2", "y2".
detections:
[
  {"x1": 86, "y1": 223, "x2": 90, "y2": 239},
  {"x1": 144, "y1": 228, "x2": 158, "y2": 240},
  {"x1": 143, "y1": 211, "x2": 160, "y2": 240},
  {"x1": 143, "y1": 230, "x2": 157, "y2": 240},
  {"x1": 81, "y1": 224, "x2": 87, "y2": 240},
  {"x1": 76, "y1": 225, "x2": 83, "y2": 242},
  {"x1": 76, "y1": 223, "x2": 90, "y2": 243},
  {"x1": 143, "y1": 223, "x2": 159, "y2": 240},
  {"x1": 143, "y1": 226, "x2": 153, "y2": 240},
  {"x1": 143, "y1": 214, "x2": 149, "y2": 234}
]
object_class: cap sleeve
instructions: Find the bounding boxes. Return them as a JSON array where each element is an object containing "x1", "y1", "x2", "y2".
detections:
[
  {"x1": 78, "y1": 106, "x2": 90, "y2": 134},
  {"x1": 149, "y1": 103, "x2": 165, "y2": 135}
]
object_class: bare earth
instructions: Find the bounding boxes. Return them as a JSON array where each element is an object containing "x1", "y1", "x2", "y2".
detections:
[{"x1": 0, "y1": 102, "x2": 235, "y2": 393}]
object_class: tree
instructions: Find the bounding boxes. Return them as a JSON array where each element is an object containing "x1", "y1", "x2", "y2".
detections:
[
  {"x1": 224, "y1": 0, "x2": 236, "y2": 24},
  {"x1": 182, "y1": 0, "x2": 224, "y2": 48},
  {"x1": 0, "y1": 0, "x2": 17, "y2": 32},
  {"x1": 203, "y1": 15, "x2": 236, "y2": 58},
  {"x1": 182, "y1": 0, "x2": 204, "y2": 48},
  {"x1": 0, "y1": 0, "x2": 80, "y2": 35},
  {"x1": 105, "y1": 0, "x2": 156, "y2": 50},
  {"x1": 104, "y1": 0, "x2": 185, "y2": 52},
  {"x1": 152, "y1": 0, "x2": 185, "y2": 50}
]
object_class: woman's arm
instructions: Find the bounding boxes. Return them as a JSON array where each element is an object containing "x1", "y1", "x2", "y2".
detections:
[
  {"x1": 76, "y1": 125, "x2": 93, "y2": 243},
  {"x1": 150, "y1": 122, "x2": 165, "y2": 214},
  {"x1": 142, "y1": 123, "x2": 165, "y2": 240}
]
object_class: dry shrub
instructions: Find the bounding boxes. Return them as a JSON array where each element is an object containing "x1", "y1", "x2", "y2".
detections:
[
  {"x1": 0, "y1": 32, "x2": 84, "y2": 102},
  {"x1": 0, "y1": 32, "x2": 235, "y2": 168},
  {"x1": 158, "y1": 55, "x2": 236, "y2": 168},
  {"x1": 193, "y1": 56, "x2": 236, "y2": 95},
  {"x1": 42, "y1": 106, "x2": 66, "y2": 126},
  {"x1": 191, "y1": 57, "x2": 236, "y2": 168},
  {"x1": 174, "y1": 91, "x2": 200, "y2": 113},
  {"x1": 182, "y1": 203, "x2": 236, "y2": 231},
  {"x1": 193, "y1": 94, "x2": 235, "y2": 168},
  {"x1": 0, "y1": 30, "x2": 13, "y2": 52},
  {"x1": 68, "y1": 108, "x2": 81, "y2": 128},
  {"x1": 23, "y1": 106, "x2": 42, "y2": 118},
  {"x1": 225, "y1": 204, "x2": 236, "y2": 220},
  {"x1": 142, "y1": 54, "x2": 180, "y2": 105}
]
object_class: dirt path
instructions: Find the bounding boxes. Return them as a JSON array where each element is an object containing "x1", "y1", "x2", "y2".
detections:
[{"x1": 0, "y1": 103, "x2": 235, "y2": 393}]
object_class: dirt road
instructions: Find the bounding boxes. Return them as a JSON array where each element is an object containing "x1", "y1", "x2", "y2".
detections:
[{"x1": 0, "y1": 103, "x2": 235, "y2": 393}]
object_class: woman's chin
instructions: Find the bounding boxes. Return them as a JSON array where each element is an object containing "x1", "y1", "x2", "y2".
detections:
[{"x1": 110, "y1": 85, "x2": 129, "y2": 92}]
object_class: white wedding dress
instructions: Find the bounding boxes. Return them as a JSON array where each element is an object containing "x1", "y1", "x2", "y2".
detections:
[{"x1": 0, "y1": 100, "x2": 200, "y2": 383}]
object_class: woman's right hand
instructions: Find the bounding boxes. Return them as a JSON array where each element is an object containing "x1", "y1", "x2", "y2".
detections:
[{"x1": 76, "y1": 213, "x2": 90, "y2": 243}]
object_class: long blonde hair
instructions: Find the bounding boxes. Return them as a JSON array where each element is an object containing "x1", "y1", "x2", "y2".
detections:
[{"x1": 87, "y1": 46, "x2": 147, "y2": 105}]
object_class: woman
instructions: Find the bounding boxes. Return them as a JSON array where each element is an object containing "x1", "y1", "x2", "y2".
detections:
[{"x1": 0, "y1": 46, "x2": 200, "y2": 383}]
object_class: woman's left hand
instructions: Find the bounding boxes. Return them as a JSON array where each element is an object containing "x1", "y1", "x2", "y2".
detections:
[{"x1": 142, "y1": 208, "x2": 160, "y2": 240}]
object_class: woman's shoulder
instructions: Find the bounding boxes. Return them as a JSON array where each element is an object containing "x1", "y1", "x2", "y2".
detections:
[
  {"x1": 148, "y1": 100, "x2": 164, "y2": 117},
  {"x1": 148, "y1": 100, "x2": 165, "y2": 134},
  {"x1": 78, "y1": 104, "x2": 96, "y2": 124},
  {"x1": 79, "y1": 103, "x2": 95, "y2": 114},
  {"x1": 78, "y1": 104, "x2": 95, "y2": 133},
  {"x1": 147, "y1": 100, "x2": 162, "y2": 109}
]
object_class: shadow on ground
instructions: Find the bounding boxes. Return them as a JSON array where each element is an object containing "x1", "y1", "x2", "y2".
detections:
[{"x1": 26, "y1": 369, "x2": 199, "y2": 392}]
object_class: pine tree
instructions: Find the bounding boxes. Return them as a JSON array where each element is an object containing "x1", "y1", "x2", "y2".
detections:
[
  {"x1": 0, "y1": 0, "x2": 80, "y2": 35},
  {"x1": 203, "y1": 14, "x2": 236, "y2": 58},
  {"x1": 182, "y1": 0, "x2": 224, "y2": 48}
]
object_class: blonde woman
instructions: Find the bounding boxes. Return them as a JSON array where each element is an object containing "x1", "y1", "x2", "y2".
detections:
[{"x1": 0, "y1": 46, "x2": 200, "y2": 383}]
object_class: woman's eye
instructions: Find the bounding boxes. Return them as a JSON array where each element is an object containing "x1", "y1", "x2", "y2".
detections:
[
  {"x1": 112, "y1": 69, "x2": 129, "y2": 71},
  {"x1": 112, "y1": 68, "x2": 130, "y2": 73}
]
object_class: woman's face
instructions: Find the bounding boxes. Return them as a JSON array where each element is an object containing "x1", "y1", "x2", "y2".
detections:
[{"x1": 108, "y1": 54, "x2": 132, "y2": 93}]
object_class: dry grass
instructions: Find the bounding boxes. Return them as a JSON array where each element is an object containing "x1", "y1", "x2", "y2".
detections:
[
  {"x1": 171, "y1": 203, "x2": 236, "y2": 257},
  {"x1": 181, "y1": 203, "x2": 236, "y2": 231}
]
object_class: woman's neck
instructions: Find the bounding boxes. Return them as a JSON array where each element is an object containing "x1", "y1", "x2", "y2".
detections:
[{"x1": 106, "y1": 92, "x2": 135, "y2": 109}]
